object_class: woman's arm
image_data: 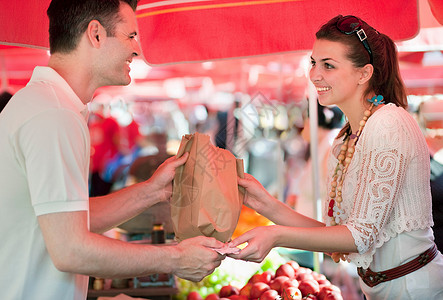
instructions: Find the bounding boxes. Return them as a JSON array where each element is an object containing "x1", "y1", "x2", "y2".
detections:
[
  {"x1": 238, "y1": 174, "x2": 324, "y2": 228},
  {"x1": 228, "y1": 224, "x2": 357, "y2": 263}
]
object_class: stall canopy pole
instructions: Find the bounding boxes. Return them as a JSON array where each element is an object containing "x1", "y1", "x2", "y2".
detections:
[{"x1": 308, "y1": 79, "x2": 323, "y2": 273}]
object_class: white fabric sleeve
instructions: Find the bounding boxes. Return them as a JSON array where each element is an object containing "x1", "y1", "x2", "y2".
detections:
[
  {"x1": 16, "y1": 108, "x2": 90, "y2": 216},
  {"x1": 345, "y1": 109, "x2": 413, "y2": 256}
]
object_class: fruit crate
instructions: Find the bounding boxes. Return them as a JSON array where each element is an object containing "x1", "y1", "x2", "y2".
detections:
[{"x1": 134, "y1": 273, "x2": 175, "y2": 287}]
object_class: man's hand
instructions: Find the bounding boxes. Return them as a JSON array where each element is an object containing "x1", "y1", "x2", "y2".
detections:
[
  {"x1": 147, "y1": 152, "x2": 189, "y2": 203},
  {"x1": 171, "y1": 236, "x2": 226, "y2": 282}
]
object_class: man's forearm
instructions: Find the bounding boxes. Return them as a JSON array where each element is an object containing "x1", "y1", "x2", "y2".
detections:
[{"x1": 89, "y1": 180, "x2": 165, "y2": 233}]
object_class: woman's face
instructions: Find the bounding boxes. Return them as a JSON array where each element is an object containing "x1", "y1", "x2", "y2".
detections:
[{"x1": 309, "y1": 39, "x2": 362, "y2": 108}]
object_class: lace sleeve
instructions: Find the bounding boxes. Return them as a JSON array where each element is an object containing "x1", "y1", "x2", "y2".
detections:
[{"x1": 344, "y1": 107, "x2": 414, "y2": 256}]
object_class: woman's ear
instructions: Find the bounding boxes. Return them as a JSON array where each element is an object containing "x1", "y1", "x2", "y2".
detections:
[{"x1": 358, "y1": 64, "x2": 374, "y2": 85}]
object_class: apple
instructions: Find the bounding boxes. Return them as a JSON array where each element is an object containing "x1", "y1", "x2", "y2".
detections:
[
  {"x1": 219, "y1": 285, "x2": 239, "y2": 298},
  {"x1": 275, "y1": 263, "x2": 295, "y2": 278},
  {"x1": 295, "y1": 267, "x2": 312, "y2": 275},
  {"x1": 312, "y1": 272, "x2": 327, "y2": 281},
  {"x1": 316, "y1": 279, "x2": 331, "y2": 287},
  {"x1": 298, "y1": 280, "x2": 320, "y2": 297},
  {"x1": 281, "y1": 286, "x2": 302, "y2": 300},
  {"x1": 187, "y1": 291, "x2": 203, "y2": 300},
  {"x1": 269, "y1": 276, "x2": 289, "y2": 293},
  {"x1": 228, "y1": 296, "x2": 248, "y2": 300},
  {"x1": 205, "y1": 293, "x2": 220, "y2": 300},
  {"x1": 281, "y1": 278, "x2": 299, "y2": 292},
  {"x1": 260, "y1": 270, "x2": 274, "y2": 284},
  {"x1": 318, "y1": 285, "x2": 341, "y2": 300},
  {"x1": 259, "y1": 289, "x2": 279, "y2": 300},
  {"x1": 250, "y1": 282, "x2": 270, "y2": 299},
  {"x1": 286, "y1": 260, "x2": 300, "y2": 271},
  {"x1": 239, "y1": 283, "x2": 253, "y2": 298},
  {"x1": 248, "y1": 274, "x2": 262, "y2": 284},
  {"x1": 296, "y1": 272, "x2": 314, "y2": 282},
  {"x1": 323, "y1": 292, "x2": 343, "y2": 300}
]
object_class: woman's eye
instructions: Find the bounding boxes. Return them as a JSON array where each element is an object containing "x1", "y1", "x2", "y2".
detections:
[
  {"x1": 325, "y1": 63, "x2": 334, "y2": 69},
  {"x1": 310, "y1": 60, "x2": 316, "y2": 66}
]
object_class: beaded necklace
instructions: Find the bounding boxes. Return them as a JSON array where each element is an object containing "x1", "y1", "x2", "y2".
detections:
[{"x1": 327, "y1": 95, "x2": 385, "y2": 225}]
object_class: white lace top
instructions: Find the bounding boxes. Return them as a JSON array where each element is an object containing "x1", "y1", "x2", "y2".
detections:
[{"x1": 324, "y1": 103, "x2": 434, "y2": 269}]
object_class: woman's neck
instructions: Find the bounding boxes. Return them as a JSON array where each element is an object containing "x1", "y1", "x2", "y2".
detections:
[{"x1": 340, "y1": 95, "x2": 382, "y2": 133}]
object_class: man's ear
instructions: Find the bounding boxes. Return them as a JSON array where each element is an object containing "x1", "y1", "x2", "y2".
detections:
[
  {"x1": 87, "y1": 20, "x2": 105, "y2": 48},
  {"x1": 358, "y1": 64, "x2": 374, "y2": 85}
]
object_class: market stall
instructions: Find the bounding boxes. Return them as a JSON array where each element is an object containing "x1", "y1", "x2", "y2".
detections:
[{"x1": 1, "y1": 1, "x2": 443, "y2": 300}]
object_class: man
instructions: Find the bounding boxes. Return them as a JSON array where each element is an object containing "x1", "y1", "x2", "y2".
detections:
[{"x1": 0, "y1": 1, "x2": 225, "y2": 299}]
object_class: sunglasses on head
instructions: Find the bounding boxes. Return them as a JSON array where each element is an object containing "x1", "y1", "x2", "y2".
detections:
[{"x1": 336, "y1": 15, "x2": 373, "y2": 65}]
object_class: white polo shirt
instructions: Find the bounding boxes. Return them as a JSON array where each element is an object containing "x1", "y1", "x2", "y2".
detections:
[{"x1": 0, "y1": 67, "x2": 90, "y2": 300}]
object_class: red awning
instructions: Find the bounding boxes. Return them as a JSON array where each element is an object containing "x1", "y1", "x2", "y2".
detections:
[
  {"x1": 1, "y1": 0, "x2": 442, "y2": 95},
  {"x1": 136, "y1": 0, "x2": 420, "y2": 64},
  {"x1": 0, "y1": 0, "x2": 428, "y2": 64}
]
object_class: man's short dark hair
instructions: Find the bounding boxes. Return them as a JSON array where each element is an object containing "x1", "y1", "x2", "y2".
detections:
[
  {"x1": 0, "y1": 91, "x2": 13, "y2": 113},
  {"x1": 47, "y1": 0, "x2": 138, "y2": 54}
]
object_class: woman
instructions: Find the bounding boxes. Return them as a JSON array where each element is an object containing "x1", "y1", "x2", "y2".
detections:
[{"x1": 228, "y1": 15, "x2": 443, "y2": 299}]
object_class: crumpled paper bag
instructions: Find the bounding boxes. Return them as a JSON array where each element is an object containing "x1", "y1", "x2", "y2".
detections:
[{"x1": 171, "y1": 132, "x2": 244, "y2": 243}]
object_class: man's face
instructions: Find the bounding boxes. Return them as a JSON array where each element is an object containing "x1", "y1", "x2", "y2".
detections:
[{"x1": 98, "y1": 3, "x2": 141, "y2": 86}]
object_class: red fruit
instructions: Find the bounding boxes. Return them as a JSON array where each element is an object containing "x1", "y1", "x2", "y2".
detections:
[
  {"x1": 296, "y1": 267, "x2": 312, "y2": 274},
  {"x1": 239, "y1": 283, "x2": 253, "y2": 298},
  {"x1": 298, "y1": 280, "x2": 320, "y2": 297},
  {"x1": 286, "y1": 260, "x2": 300, "y2": 271},
  {"x1": 296, "y1": 272, "x2": 314, "y2": 282},
  {"x1": 269, "y1": 276, "x2": 289, "y2": 293},
  {"x1": 248, "y1": 274, "x2": 262, "y2": 284},
  {"x1": 304, "y1": 295, "x2": 318, "y2": 300},
  {"x1": 281, "y1": 278, "x2": 299, "y2": 292},
  {"x1": 205, "y1": 293, "x2": 220, "y2": 300},
  {"x1": 228, "y1": 296, "x2": 248, "y2": 300},
  {"x1": 312, "y1": 272, "x2": 327, "y2": 282},
  {"x1": 188, "y1": 291, "x2": 203, "y2": 300},
  {"x1": 259, "y1": 289, "x2": 279, "y2": 300},
  {"x1": 316, "y1": 279, "x2": 331, "y2": 287},
  {"x1": 260, "y1": 271, "x2": 274, "y2": 284},
  {"x1": 250, "y1": 282, "x2": 270, "y2": 299},
  {"x1": 318, "y1": 285, "x2": 341, "y2": 300},
  {"x1": 281, "y1": 286, "x2": 302, "y2": 300},
  {"x1": 276, "y1": 263, "x2": 295, "y2": 278},
  {"x1": 323, "y1": 292, "x2": 343, "y2": 300},
  {"x1": 219, "y1": 285, "x2": 239, "y2": 298}
]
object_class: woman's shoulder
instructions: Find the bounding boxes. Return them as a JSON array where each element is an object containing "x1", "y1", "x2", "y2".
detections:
[
  {"x1": 368, "y1": 103, "x2": 417, "y2": 130},
  {"x1": 363, "y1": 103, "x2": 427, "y2": 152}
]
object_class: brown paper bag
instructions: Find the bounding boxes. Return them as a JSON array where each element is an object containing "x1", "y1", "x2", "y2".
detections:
[{"x1": 171, "y1": 132, "x2": 244, "y2": 243}]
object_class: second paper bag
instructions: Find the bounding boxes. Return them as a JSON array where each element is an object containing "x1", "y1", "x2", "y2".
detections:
[{"x1": 171, "y1": 132, "x2": 244, "y2": 243}]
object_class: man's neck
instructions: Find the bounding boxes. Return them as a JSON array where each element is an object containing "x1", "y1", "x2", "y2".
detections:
[{"x1": 48, "y1": 52, "x2": 96, "y2": 104}]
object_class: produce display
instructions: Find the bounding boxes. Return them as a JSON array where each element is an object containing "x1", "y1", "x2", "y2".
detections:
[
  {"x1": 179, "y1": 260, "x2": 343, "y2": 300},
  {"x1": 231, "y1": 206, "x2": 273, "y2": 239}
]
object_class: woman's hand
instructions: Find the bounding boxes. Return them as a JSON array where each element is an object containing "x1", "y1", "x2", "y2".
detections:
[
  {"x1": 238, "y1": 173, "x2": 277, "y2": 215},
  {"x1": 330, "y1": 252, "x2": 349, "y2": 263},
  {"x1": 226, "y1": 225, "x2": 279, "y2": 263}
]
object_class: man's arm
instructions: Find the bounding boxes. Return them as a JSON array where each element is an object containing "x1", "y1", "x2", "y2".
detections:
[
  {"x1": 38, "y1": 210, "x2": 224, "y2": 281},
  {"x1": 89, "y1": 153, "x2": 188, "y2": 233}
]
